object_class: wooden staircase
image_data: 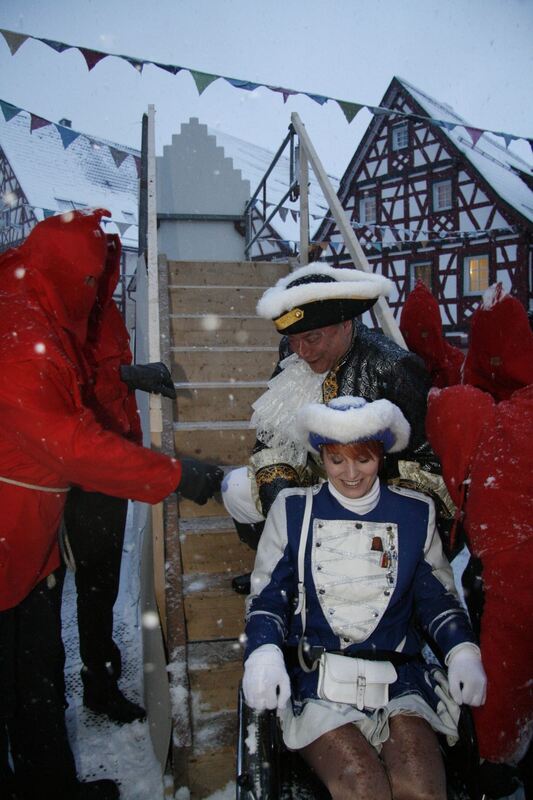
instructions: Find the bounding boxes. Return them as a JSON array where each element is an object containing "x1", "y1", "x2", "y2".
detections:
[{"x1": 166, "y1": 259, "x2": 290, "y2": 798}]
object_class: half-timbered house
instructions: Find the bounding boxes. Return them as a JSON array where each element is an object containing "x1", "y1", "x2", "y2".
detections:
[{"x1": 315, "y1": 77, "x2": 533, "y2": 338}]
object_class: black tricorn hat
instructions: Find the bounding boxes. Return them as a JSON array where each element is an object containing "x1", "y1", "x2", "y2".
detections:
[{"x1": 256, "y1": 264, "x2": 393, "y2": 334}]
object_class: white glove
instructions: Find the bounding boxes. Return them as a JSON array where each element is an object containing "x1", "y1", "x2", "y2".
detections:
[
  {"x1": 447, "y1": 644, "x2": 487, "y2": 707},
  {"x1": 242, "y1": 644, "x2": 291, "y2": 711}
]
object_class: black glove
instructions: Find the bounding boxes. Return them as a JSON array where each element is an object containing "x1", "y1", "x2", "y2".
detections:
[
  {"x1": 120, "y1": 362, "x2": 176, "y2": 399},
  {"x1": 178, "y1": 458, "x2": 224, "y2": 505}
]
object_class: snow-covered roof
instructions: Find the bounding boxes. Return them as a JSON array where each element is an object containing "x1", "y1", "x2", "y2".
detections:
[
  {"x1": 0, "y1": 112, "x2": 140, "y2": 247},
  {"x1": 397, "y1": 77, "x2": 533, "y2": 225},
  {"x1": 207, "y1": 125, "x2": 339, "y2": 249}
]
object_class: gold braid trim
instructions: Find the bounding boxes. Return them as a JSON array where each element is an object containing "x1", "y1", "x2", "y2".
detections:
[
  {"x1": 256, "y1": 464, "x2": 299, "y2": 487},
  {"x1": 322, "y1": 368, "x2": 339, "y2": 403}
]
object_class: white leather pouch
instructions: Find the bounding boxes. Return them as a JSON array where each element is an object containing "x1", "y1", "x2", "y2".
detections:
[{"x1": 317, "y1": 652, "x2": 397, "y2": 710}]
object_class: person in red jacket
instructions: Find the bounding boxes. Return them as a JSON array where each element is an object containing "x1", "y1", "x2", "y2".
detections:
[
  {"x1": 399, "y1": 279, "x2": 465, "y2": 388},
  {"x1": 426, "y1": 285, "x2": 533, "y2": 797},
  {"x1": 0, "y1": 210, "x2": 222, "y2": 800},
  {"x1": 63, "y1": 233, "x2": 177, "y2": 725}
]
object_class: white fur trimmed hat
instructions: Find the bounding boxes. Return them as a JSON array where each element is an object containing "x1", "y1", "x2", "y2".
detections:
[
  {"x1": 295, "y1": 396, "x2": 411, "y2": 454},
  {"x1": 256, "y1": 264, "x2": 393, "y2": 334}
]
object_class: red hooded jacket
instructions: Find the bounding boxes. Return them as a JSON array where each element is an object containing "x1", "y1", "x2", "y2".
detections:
[
  {"x1": 83, "y1": 234, "x2": 142, "y2": 443},
  {"x1": 0, "y1": 211, "x2": 181, "y2": 610},
  {"x1": 400, "y1": 280, "x2": 464, "y2": 388}
]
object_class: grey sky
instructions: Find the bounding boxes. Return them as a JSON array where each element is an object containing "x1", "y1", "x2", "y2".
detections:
[{"x1": 0, "y1": 0, "x2": 532, "y2": 177}]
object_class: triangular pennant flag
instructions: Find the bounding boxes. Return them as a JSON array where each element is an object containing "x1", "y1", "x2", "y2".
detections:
[
  {"x1": 124, "y1": 57, "x2": 144, "y2": 73},
  {"x1": 337, "y1": 101, "x2": 363, "y2": 124},
  {"x1": 373, "y1": 242, "x2": 382, "y2": 252},
  {"x1": 30, "y1": 114, "x2": 50, "y2": 133},
  {"x1": 44, "y1": 209, "x2": 56, "y2": 218},
  {"x1": 0, "y1": 99, "x2": 20, "y2": 122},
  {"x1": 0, "y1": 30, "x2": 29, "y2": 55},
  {"x1": 79, "y1": 48, "x2": 108, "y2": 71},
  {"x1": 279, "y1": 207, "x2": 288, "y2": 223},
  {"x1": 133, "y1": 156, "x2": 142, "y2": 179},
  {"x1": 497, "y1": 132, "x2": 516, "y2": 148},
  {"x1": 109, "y1": 147, "x2": 129, "y2": 168},
  {"x1": 290, "y1": 210, "x2": 298, "y2": 223},
  {"x1": 41, "y1": 38, "x2": 71, "y2": 53},
  {"x1": 225, "y1": 77, "x2": 260, "y2": 91},
  {"x1": 154, "y1": 62, "x2": 182, "y2": 75},
  {"x1": 56, "y1": 124, "x2": 80, "y2": 149},
  {"x1": 439, "y1": 120, "x2": 456, "y2": 132},
  {"x1": 528, "y1": 139, "x2": 533, "y2": 155},
  {"x1": 268, "y1": 85, "x2": 297, "y2": 103},
  {"x1": 190, "y1": 70, "x2": 219, "y2": 95},
  {"x1": 306, "y1": 93, "x2": 328, "y2": 106},
  {"x1": 115, "y1": 222, "x2": 132, "y2": 235},
  {"x1": 465, "y1": 126, "x2": 483, "y2": 147}
]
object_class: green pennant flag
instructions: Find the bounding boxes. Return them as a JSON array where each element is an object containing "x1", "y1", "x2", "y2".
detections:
[
  {"x1": 190, "y1": 70, "x2": 219, "y2": 95},
  {"x1": 337, "y1": 100, "x2": 363, "y2": 124},
  {"x1": 0, "y1": 30, "x2": 29, "y2": 55}
]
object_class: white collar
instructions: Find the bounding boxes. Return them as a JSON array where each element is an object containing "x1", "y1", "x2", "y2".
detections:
[{"x1": 327, "y1": 476, "x2": 381, "y2": 515}]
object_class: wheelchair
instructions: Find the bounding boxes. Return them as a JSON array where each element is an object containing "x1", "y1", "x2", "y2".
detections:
[{"x1": 236, "y1": 680, "x2": 481, "y2": 800}]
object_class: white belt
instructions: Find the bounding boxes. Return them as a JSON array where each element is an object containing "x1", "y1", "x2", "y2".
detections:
[{"x1": 0, "y1": 475, "x2": 70, "y2": 493}]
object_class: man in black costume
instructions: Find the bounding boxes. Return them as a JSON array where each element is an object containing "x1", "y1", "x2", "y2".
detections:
[{"x1": 222, "y1": 266, "x2": 446, "y2": 583}]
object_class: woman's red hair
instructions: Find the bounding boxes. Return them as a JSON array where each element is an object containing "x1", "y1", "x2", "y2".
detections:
[{"x1": 322, "y1": 440, "x2": 384, "y2": 463}]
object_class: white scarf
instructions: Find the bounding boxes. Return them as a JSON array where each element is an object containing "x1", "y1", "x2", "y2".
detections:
[{"x1": 327, "y1": 476, "x2": 381, "y2": 515}]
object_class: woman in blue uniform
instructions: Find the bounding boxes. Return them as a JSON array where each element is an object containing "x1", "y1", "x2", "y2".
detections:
[{"x1": 242, "y1": 396, "x2": 486, "y2": 800}]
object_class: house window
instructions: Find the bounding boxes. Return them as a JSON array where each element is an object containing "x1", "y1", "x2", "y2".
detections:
[
  {"x1": 411, "y1": 262, "x2": 432, "y2": 290},
  {"x1": 359, "y1": 195, "x2": 377, "y2": 225},
  {"x1": 464, "y1": 255, "x2": 489, "y2": 294},
  {"x1": 392, "y1": 123, "x2": 409, "y2": 151},
  {"x1": 432, "y1": 179, "x2": 452, "y2": 211}
]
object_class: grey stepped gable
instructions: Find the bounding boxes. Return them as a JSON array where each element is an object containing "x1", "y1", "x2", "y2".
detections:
[{"x1": 156, "y1": 118, "x2": 251, "y2": 261}]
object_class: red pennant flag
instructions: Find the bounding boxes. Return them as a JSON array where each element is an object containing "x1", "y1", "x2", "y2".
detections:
[
  {"x1": 79, "y1": 48, "x2": 108, "y2": 71},
  {"x1": 109, "y1": 147, "x2": 129, "y2": 168},
  {"x1": 30, "y1": 114, "x2": 51, "y2": 133},
  {"x1": 465, "y1": 126, "x2": 483, "y2": 147}
]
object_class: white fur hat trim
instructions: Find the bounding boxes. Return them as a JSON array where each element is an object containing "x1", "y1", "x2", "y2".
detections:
[
  {"x1": 295, "y1": 396, "x2": 411, "y2": 454},
  {"x1": 256, "y1": 264, "x2": 393, "y2": 319}
]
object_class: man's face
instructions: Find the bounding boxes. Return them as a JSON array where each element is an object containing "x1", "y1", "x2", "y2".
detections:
[{"x1": 287, "y1": 320, "x2": 353, "y2": 373}]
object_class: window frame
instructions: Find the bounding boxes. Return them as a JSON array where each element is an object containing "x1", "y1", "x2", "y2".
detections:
[
  {"x1": 410, "y1": 261, "x2": 433, "y2": 291},
  {"x1": 392, "y1": 122, "x2": 409, "y2": 152},
  {"x1": 464, "y1": 253, "x2": 489, "y2": 296},
  {"x1": 359, "y1": 194, "x2": 377, "y2": 225},
  {"x1": 432, "y1": 179, "x2": 453, "y2": 212}
]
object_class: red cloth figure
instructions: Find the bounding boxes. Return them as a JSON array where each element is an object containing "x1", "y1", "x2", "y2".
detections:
[
  {"x1": 463, "y1": 283, "x2": 533, "y2": 401},
  {"x1": 0, "y1": 210, "x2": 181, "y2": 611},
  {"x1": 426, "y1": 284, "x2": 533, "y2": 764},
  {"x1": 400, "y1": 280, "x2": 464, "y2": 387}
]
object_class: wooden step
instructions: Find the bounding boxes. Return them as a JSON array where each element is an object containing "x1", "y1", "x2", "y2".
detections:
[
  {"x1": 183, "y1": 580, "x2": 247, "y2": 641},
  {"x1": 168, "y1": 259, "x2": 290, "y2": 287},
  {"x1": 171, "y1": 314, "x2": 279, "y2": 347},
  {"x1": 171, "y1": 346, "x2": 278, "y2": 383},
  {"x1": 169, "y1": 285, "x2": 267, "y2": 316},
  {"x1": 180, "y1": 523, "x2": 254, "y2": 576},
  {"x1": 174, "y1": 421, "x2": 255, "y2": 465},
  {"x1": 175, "y1": 381, "x2": 267, "y2": 422}
]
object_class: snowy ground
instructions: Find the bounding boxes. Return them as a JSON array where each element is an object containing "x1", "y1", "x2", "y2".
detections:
[{"x1": 61, "y1": 502, "x2": 237, "y2": 800}]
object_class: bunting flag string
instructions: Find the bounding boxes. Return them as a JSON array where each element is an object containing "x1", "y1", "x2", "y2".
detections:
[
  {"x1": 257, "y1": 198, "x2": 518, "y2": 243},
  {"x1": 1, "y1": 201, "x2": 138, "y2": 233},
  {"x1": 1, "y1": 27, "x2": 531, "y2": 149},
  {"x1": 0, "y1": 96, "x2": 141, "y2": 175}
]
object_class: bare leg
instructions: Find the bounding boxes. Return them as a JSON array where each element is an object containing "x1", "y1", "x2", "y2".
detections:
[
  {"x1": 381, "y1": 714, "x2": 446, "y2": 800},
  {"x1": 299, "y1": 723, "x2": 392, "y2": 800}
]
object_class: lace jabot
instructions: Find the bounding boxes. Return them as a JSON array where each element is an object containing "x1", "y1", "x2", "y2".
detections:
[{"x1": 251, "y1": 354, "x2": 327, "y2": 468}]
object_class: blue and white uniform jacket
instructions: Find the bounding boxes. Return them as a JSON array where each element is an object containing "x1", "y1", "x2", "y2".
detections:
[{"x1": 245, "y1": 481, "x2": 475, "y2": 702}]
